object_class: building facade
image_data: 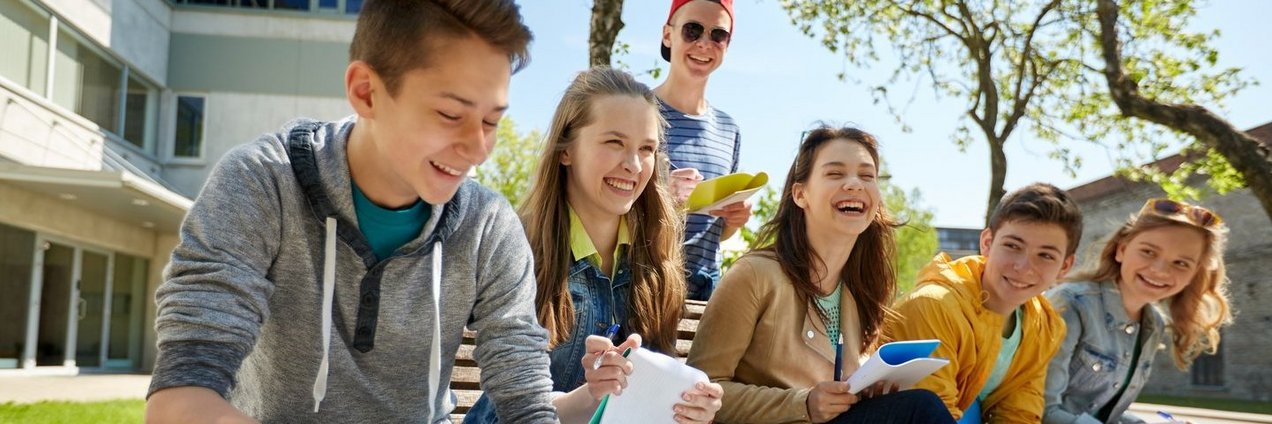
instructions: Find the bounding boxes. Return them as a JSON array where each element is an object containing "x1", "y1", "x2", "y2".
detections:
[
  {"x1": 1, "y1": 0, "x2": 355, "y2": 374},
  {"x1": 1067, "y1": 122, "x2": 1272, "y2": 402},
  {"x1": 935, "y1": 227, "x2": 981, "y2": 260}
]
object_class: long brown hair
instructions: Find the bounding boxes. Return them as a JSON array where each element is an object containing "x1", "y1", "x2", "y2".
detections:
[
  {"x1": 520, "y1": 67, "x2": 685, "y2": 352},
  {"x1": 755, "y1": 126, "x2": 900, "y2": 355},
  {"x1": 1069, "y1": 211, "x2": 1232, "y2": 369}
]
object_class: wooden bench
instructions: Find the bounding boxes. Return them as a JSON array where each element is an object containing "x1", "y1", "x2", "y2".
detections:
[{"x1": 449, "y1": 299, "x2": 708, "y2": 422}]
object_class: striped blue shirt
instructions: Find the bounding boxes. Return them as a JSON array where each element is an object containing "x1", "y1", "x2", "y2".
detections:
[{"x1": 659, "y1": 99, "x2": 742, "y2": 300}]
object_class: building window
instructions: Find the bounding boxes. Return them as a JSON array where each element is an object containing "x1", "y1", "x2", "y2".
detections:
[
  {"x1": 123, "y1": 75, "x2": 158, "y2": 152},
  {"x1": 0, "y1": 0, "x2": 50, "y2": 96},
  {"x1": 1191, "y1": 338, "x2": 1224, "y2": 387},
  {"x1": 52, "y1": 27, "x2": 123, "y2": 134},
  {"x1": 0, "y1": 223, "x2": 36, "y2": 369},
  {"x1": 172, "y1": 0, "x2": 362, "y2": 14},
  {"x1": 174, "y1": 95, "x2": 206, "y2": 159},
  {"x1": 107, "y1": 254, "x2": 148, "y2": 369}
]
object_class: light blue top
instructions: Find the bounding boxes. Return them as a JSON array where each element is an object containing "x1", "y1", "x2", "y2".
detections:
[
  {"x1": 815, "y1": 283, "x2": 843, "y2": 347},
  {"x1": 979, "y1": 307, "x2": 1023, "y2": 400}
]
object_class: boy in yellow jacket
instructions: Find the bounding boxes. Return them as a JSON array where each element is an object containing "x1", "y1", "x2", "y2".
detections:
[{"x1": 885, "y1": 183, "x2": 1083, "y2": 423}]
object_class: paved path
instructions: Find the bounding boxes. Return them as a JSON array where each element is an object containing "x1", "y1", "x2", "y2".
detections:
[
  {"x1": 0, "y1": 374, "x2": 151, "y2": 404},
  {"x1": 3, "y1": 374, "x2": 1271, "y2": 423},
  {"x1": 1129, "y1": 402, "x2": 1272, "y2": 424}
]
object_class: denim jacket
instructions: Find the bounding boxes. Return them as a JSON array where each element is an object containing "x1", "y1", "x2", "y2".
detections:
[
  {"x1": 1043, "y1": 281, "x2": 1166, "y2": 424},
  {"x1": 465, "y1": 256, "x2": 632, "y2": 423}
]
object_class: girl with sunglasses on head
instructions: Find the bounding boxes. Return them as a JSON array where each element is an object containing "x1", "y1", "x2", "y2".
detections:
[
  {"x1": 687, "y1": 126, "x2": 954, "y2": 424},
  {"x1": 464, "y1": 67, "x2": 723, "y2": 424},
  {"x1": 655, "y1": 0, "x2": 751, "y2": 301},
  {"x1": 1043, "y1": 199, "x2": 1233, "y2": 424}
]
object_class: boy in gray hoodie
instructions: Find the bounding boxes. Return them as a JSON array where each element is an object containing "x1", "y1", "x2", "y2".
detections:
[{"x1": 144, "y1": 1, "x2": 556, "y2": 422}]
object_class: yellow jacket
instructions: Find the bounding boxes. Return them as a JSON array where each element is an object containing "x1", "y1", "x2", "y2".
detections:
[{"x1": 884, "y1": 254, "x2": 1065, "y2": 423}]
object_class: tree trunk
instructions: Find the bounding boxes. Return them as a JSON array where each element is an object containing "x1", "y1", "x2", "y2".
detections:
[
  {"x1": 986, "y1": 139, "x2": 1008, "y2": 226},
  {"x1": 1096, "y1": 0, "x2": 1272, "y2": 223},
  {"x1": 589, "y1": 0, "x2": 625, "y2": 67}
]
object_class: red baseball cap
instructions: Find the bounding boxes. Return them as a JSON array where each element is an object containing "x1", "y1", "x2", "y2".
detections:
[{"x1": 661, "y1": 0, "x2": 734, "y2": 62}]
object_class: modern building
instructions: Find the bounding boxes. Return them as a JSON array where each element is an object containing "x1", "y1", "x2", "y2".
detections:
[
  {"x1": 1, "y1": 0, "x2": 355, "y2": 375},
  {"x1": 1067, "y1": 122, "x2": 1272, "y2": 402},
  {"x1": 935, "y1": 226, "x2": 980, "y2": 260}
]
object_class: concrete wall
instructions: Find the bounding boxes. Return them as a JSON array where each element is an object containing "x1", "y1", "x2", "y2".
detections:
[
  {"x1": 0, "y1": 183, "x2": 156, "y2": 258},
  {"x1": 1074, "y1": 181, "x2": 1272, "y2": 402},
  {"x1": 160, "y1": 91, "x2": 350, "y2": 197}
]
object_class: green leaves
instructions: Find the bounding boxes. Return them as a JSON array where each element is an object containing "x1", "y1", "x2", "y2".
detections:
[
  {"x1": 473, "y1": 117, "x2": 543, "y2": 208},
  {"x1": 779, "y1": 0, "x2": 1255, "y2": 209}
]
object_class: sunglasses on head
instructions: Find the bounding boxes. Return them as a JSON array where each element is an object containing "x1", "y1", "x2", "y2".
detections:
[
  {"x1": 1140, "y1": 198, "x2": 1223, "y2": 227},
  {"x1": 679, "y1": 21, "x2": 731, "y2": 45}
]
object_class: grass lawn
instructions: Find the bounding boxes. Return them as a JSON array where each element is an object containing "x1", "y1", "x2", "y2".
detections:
[
  {"x1": 0, "y1": 400, "x2": 144, "y2": 423},
  {"x1": 1138, "y1": 394, "x2": 1272, "y2": 415}
]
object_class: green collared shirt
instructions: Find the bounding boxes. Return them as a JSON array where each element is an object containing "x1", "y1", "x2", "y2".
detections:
[{"x1": 567, "y1": 206, "x2": 631, "y2": 277}]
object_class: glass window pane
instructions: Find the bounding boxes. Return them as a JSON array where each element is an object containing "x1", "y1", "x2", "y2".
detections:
[
  {"x1": 274, "y1": 0, "x2": 310, "y2": 11},
  {"x1": 0, "y1": 223, "x2": 36, "y2": 368},
  {"x1": 53, "y1": 29, "x2": 121, "y2": 133},
  {"x1": 124, "y1": 76, "x2": 155, "y2": 152},
  {"x1": 36, "y1": 242, "x2": 73, "y2": 366},
  {"x1": 175, "y1": 96, "x2": 205, "y2": 158},
  {"x1": 345, "y1": 0, "x2": 362, "y2": 14},
  {"x1": 108, "y1": 254, "x2": 147, "y2": 369},
  {"x1": 76, "y1": 251, "x2": 108, "y2": 368},
  {"x1": 0, "y1": 0, "x2": 50, "y2": 96}
]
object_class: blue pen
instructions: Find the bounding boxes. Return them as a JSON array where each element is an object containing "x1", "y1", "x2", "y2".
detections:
[
  {"x1": 591, "y1": 324, "x2": 622, "y2": 370},
  {"x1": 1156, "y1": 411, "x2": 1176, "y2": 422},
  {"x1": 833, "y1": 334, "x2": 843, "y2": 381}
]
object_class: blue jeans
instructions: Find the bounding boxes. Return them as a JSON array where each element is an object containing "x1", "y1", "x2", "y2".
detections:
[{"x1": 828, "y1": 390, "x2": 955, "y2": 424}]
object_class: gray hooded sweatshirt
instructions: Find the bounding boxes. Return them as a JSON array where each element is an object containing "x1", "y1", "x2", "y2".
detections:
[{"x1": 149, "y1": 118, "x2": 556, "y2": 422}]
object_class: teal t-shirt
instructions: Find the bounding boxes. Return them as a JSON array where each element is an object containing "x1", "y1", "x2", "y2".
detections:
[
  {"x1": 959, "y1": 308, "x2": 1023, "y2": 424},
  {"x1": 815, "y1": 283, "x2": 843, "y2": 346},
  {"x1": 979, "y1": 307, "x2": 1023, "y2": 400},
  {"x1": 351, "y1": 182, "x2": 430, "y2": 261}
]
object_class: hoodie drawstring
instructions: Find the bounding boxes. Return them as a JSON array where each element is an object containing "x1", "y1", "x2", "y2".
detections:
[
  {"x1": 313, "y1": 217, "x2": 338, "y2": 412},
  {"x1": 429, "y1": 240, "x2": 446, "y2": 418},
  {"x1": 310, "y1": 220, "x2": 446, "y2": 417}
]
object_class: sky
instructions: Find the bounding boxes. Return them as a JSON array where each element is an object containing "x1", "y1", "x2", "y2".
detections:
[{"x1": 506, "y1": 1, "x2": 1272, "y2": 228}]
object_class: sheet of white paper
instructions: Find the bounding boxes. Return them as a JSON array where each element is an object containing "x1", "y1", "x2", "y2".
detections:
[
  {"x1": 689, "y1": 186, "x2": 764, "y2": 215},
  {"x1": 599, "y1": 348, "x2": 709, "y2": 424}
]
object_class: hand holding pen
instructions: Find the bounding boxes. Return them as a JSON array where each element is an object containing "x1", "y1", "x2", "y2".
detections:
[{"x1": 582, "y1": 329, "x2": 642, "y2": 400}]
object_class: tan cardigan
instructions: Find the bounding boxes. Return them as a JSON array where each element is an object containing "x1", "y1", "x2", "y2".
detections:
[{"x1": 687, "y1": 253, "x2": 868, "y2": 424}]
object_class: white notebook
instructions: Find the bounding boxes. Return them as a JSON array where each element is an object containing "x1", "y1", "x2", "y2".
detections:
[
  {"x1": 591, "y1": 347, "x2": 709, "y2": 424},
  {"x1": 846, "y1": 339, "x2": 950, "y2": 394}
]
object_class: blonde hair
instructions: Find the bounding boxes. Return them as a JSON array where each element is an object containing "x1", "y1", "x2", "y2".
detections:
[
  {"x1": 519, "y1": 67, "x2": 685, "y2": 352},
  {"x1": 1070, "y1": 211, "x2": 1232, "y2": 369}
]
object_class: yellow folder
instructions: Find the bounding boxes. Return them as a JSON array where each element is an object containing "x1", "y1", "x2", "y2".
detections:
[{"x1": 685, "y1": 171, "x2": 768, "y2": 215}]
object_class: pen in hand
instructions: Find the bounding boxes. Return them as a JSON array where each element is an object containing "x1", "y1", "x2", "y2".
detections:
[
  {"x1": 833, "y1": 333, "x2": 843, "y2": 382},
  {"x1": 591, "y1": 324, "x2": 622, "y2": 370}
]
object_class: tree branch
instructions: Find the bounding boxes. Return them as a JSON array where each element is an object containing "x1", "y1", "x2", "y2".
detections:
[{"x1": 1096, "y1": 0, "x2": 1272, "y2": 222}]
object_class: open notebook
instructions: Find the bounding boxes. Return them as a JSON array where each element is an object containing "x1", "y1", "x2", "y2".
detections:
[
  {"x1": 589, "y1": 347, "x2": 709, "y2": 424},
  {"x1": 846, "y1": 339, "x2": 949, "y2": 394}
]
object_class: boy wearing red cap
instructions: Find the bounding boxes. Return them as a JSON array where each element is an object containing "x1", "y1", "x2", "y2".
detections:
[{"x1": 657, "y1": 0, "x2": 751, "y2": 301}]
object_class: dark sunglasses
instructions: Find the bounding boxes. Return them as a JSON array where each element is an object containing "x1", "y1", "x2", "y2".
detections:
[
  {"x1": 1140, "y1": 198, "x2": 1223, "y2": 227},
  {"x1": 680, "y1": 21, "x2": 731, "y2": 45}
]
